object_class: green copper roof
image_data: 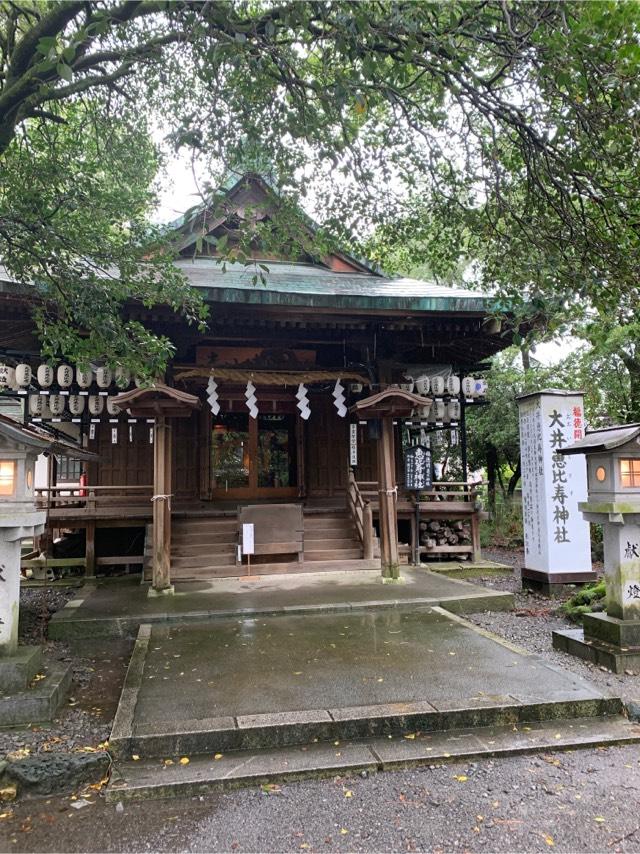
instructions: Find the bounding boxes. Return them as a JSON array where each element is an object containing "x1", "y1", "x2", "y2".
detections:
[{"x1": 176, "y1": 259, "x2": 492, "y2": 314}]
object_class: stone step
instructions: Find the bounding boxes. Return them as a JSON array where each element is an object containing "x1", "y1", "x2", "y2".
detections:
[
  {"x1": 110, "y1": 690, "x2": 624, "y2": 760},
  {"x1": 0, "y1": 662, "x2": 72, "y2": 727},
  {"x1": 107, "y1": 713, "x2": 640, "y2": 802},
  {"x1": 0, "y1": 646, "x2": 42, "y2": 693}
]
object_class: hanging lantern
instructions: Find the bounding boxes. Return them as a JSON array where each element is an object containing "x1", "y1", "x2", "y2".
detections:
[
  {"x1": 76, "y1": 367, "x2": 92, "y2": 388},
  {"x1": 57, "y1": 364, "x2": 73, "y2": 388},
  {"x1": 431, "y1": 376, "x2": 445, "y2": 396},
  {"x1": 434, "y1": 400, "x2": 446, "y2": 421},
  {"x1": 88, "y1": 395, "x2": 104, "y2": 416},
  {"x1": 448, "y1": 400, "x2": 461, "y2": 421},
  {"x1": 49, "y1": 394, "x2": 65, "y2": 415},
  {"x1": 400, "y1": 380, "x2": 414, "y2": 393},
  {"x1": 95, "y1": 366, "x2": 112, "y2": 389},
  {"x1": 106, "y1": 397, "x2": 121, "y2": 416},
  {"x1": 414, "y1": 377, "x2": 430, "y2": 396},
  {"x1": 0, "y1": 365, "x2": 15, "y2": 388},
  {"x1": 37, "y1": 364, "x2": 54, "y2": 388},
  {"x1": 15, "y1": 364, "x2": 32, "y2": 388},
  {"x1": 446, "y1": 375, "x2": 460, "y2": 396},
  {"x1": 115, "y1": 366, "x2": 131, "y2": 388},
  {"x1": 28, "y1": 394, "x2": 44, "y2": 416},
  {"x1": 40, "y1": 400, "x2": 52, "y2": 419},
  {"x1": 68, "y1": 394, "x2": 85, "y2": 416},
  {"x1": 475, "y1": 378, "x2": 488, "y2": 396},
  {"x1": 462, "y1": 376, "x2": 476, "y2": 398}
]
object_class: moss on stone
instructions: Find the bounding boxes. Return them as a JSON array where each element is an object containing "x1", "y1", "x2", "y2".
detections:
[{"x1": 562, "y1": 579, "x2": 606, "y2": 623}]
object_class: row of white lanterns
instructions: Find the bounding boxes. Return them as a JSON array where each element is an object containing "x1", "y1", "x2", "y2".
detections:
[
  {"x1": 401, "y1": 376, "x2": 487, "y2": 398},
  {"x1": 410, "y1": 400, "x2": 461, "y2": 423},
  {"x1": 0, "y1": 363, "x2": 132, "y2": 390},
  {"x1": 28, "y1": 394, "x2": 122, "y2": 417}
]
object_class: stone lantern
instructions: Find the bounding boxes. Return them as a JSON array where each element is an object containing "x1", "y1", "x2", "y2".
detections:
[{"x1": 552, "y1": 423, "x2": 640, "y2": 672}]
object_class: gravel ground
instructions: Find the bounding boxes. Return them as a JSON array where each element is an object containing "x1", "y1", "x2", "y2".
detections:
[
  {"x1": 2, "y1": 744, "x2": 640, "y2": 853},
  {"x1": 0, "y1": 586, "x2": 132, "y2": 758},
  {"x1": 467, "y1": 548, "x2": 640, "y2": 703}
]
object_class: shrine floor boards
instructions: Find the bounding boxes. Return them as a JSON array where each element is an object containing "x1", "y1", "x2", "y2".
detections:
[
  {"x1": 48, "y1": 567, "x2": 513, "y2": 641},
  {"x1": 106, "y1": 607, "x2": 637, "y2": 801}
]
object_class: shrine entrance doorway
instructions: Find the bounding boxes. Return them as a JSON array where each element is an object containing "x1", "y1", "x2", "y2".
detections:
[{"x1": 210, "y1": 411, "x2": 299, "y2": 500}]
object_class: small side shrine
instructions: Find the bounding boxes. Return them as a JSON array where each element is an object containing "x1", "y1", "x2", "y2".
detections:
[
  {"x1": 0, "y1": 414, "x2": 94, "y2": 725},
  {"x1": 553, "y1": 423, "x2": 640, "y2": 672}
]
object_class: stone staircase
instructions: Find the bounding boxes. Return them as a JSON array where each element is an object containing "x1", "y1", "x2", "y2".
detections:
[{"x1": 144, "y1": 508, "x2": 380, "y2": 581}]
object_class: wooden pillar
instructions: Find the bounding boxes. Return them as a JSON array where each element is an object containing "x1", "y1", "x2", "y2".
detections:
[
  {"x1": 85, "y1": 521, "x2": 96, "y2": 578},
  {"x1": 152, "y1": 416, "x2": 173, "y2": 593},
  {"x1": 377, "y1": 416, "x2": 399, "y2": 578}
]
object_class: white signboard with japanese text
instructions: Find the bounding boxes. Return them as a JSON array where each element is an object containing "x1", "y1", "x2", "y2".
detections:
[
  {"x1": 349, "y1": 423, "x2": 358, "y2": 466},
  {"x1": 242, "y1": 523, "x2": 255, "y2": 556},
  {"x1": 517, "y1": 390, "x2": 591, "y2": 574}
]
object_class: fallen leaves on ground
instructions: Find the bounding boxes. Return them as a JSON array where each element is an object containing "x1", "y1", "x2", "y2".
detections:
[{"x1": 179, "y1": 757, "x2": 190, "y2": 765}]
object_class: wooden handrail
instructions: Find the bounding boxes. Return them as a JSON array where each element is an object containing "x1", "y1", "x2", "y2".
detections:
[
  {"x1": 35, "y1": 484, "x2": 153, "y2": 511},
  {"x1": 346, "y1": 469, "x2": 374, "y2": 560}
]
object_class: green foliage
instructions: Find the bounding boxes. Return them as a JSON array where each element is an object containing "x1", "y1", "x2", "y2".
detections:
[
  {"x1": 479, "y1": 503, "x2": 524, "y2": 550},
  {"x1": 1, "y1": 2, "x2": 639, "y2": 371},
  {"x1": 0, "y1": 102, "x2": 206, "y2": 375},
  {"x1": 561, "y1": 579, "x2": 607, "y2": 623}
]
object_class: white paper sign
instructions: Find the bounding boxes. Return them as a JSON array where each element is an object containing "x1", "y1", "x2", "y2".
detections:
[
  {"x1": 242, "y1": 523, "x2": 255, "y2": 555},
  {"x1": 517, "y1": 390, "x2": 591, "y2": 574},
  {"x1": 349, "y1": 423, "x2": 358, "y2": 466}
]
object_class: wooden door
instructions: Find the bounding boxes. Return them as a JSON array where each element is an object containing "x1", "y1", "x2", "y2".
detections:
[{"x1": 305, "y1": 395, "x2": 349, "y2": 497}]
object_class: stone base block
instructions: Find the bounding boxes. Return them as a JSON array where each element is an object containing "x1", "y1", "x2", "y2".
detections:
[
  {"x1": 0, "y1": 662, "x2": 71, "y2": 727},
  {"x1": 583, "y1": 613, "x2": 640, "y2": 648},
  {"x1": 0, "y1": 646, "x2": 42, "y2": 693},
  {"x1": 552, "y1": 627, "x2": 640, "y2": 674},
  {"x1": 522, "y1": 567, "x2": 598, "y2": 597}
]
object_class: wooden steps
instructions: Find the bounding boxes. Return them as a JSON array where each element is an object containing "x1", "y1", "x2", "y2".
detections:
[{"x1": 145, "y1": 506, "x2": 379, "y2": 582}]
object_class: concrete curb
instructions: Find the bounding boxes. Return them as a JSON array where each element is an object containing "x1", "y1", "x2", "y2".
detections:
[{"x1": 109, "y1": 624, "x2": 151, "y2": 756}]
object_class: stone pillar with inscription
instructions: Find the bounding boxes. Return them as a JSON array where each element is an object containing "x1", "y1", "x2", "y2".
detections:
[{"x1": 517, "y1": 389, "x2": 596, "y2": 594}]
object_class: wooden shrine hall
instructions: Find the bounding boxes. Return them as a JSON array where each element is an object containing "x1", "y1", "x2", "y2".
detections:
[{"x1": 0, "y1": 172, "x2": 514, "y2": 590}]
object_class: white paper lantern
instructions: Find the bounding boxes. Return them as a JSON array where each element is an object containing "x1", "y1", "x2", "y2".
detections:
[
  {"x1": 448, "y1": 400, "x2": 461, "y2": 421},
  {"x1": 106, "y1": 397, "x2": 121, "y2": 416},
  {"x1": 475, "y1": 378, "x2": 488, "y2": 396},
  {"x1": 37, "y1": 364, "x2": 54, "y2": 387},
  {"x1": 29, "y1": 394, "x2": 44, "y2": 416},
  {"x1": 88, "y1": 395, "x2": 104, "y2": 416},
  {"x1": 76, "y1": 367, "x2": 92, "y2": 388},
  {"x1": 49, "y1": 394, "x2": 65, "y2": 415},
  {"x1": 462, "y1": 376, "x2": 476, "y2": 398},
  {"x1": 434, "y1": 400, "x2": 446, "y2": 421},
  {"x1": 400, "y1": 381, "x2": 414, "y2": 393},
  {"x1": 56, "y1": 364, "x2": 73, "y2": 388},
  {"x1": 446, "y1": 376, "x2": 460, "y2": 396},
  {"x1": 40, "y1": 401, "x2": 52, "y2": 419},
  {"x1": 68, "y1": 394, "x2": 85, "y2": 416},
  {"x1": 414, "y1": 377, "x2": 430, "y2": 395},
  {"x1": 15, "y1": 364, "x2": 32, "y2": 388},
  {"x1": 0, "y1": 365, "x2": 15, "y2": 388},
  {"x1": 95, "y1": 366, "x2": 112, "y2": 389},
  {"x1": 115, "y1": 366, "x2": 131, "y2": 387},
  {"x1": 431, "y1": 376, "x2": 445, "y2": 396}
]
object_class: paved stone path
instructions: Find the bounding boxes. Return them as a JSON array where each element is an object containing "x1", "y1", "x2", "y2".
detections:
[{"x1": 2, "y1": 743, "x2": 640, "y2": 852}]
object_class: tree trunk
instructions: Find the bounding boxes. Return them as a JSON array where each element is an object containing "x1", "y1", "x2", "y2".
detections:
[
  {"x1": 486, "y1": 443, "x2": 498, "y2": 515},
  {"x1": 507, "y1": 458, "x2": 521, "y2": 498}
]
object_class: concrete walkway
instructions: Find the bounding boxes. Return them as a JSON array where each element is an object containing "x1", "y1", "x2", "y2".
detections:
[{"x1": 48, "y1": 568, "x2": 513, "y2": 640}]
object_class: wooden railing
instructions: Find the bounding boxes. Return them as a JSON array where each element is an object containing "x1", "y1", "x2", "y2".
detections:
[
  {"x1": 356, "y1": 480, "x2": 484, "y2": 505},
  {"x1": 35, "y1": 485, "x2": 153, "y2": 511},
  {"x1": 346, "y1": 469, "x2": 374, "y2": 560}
]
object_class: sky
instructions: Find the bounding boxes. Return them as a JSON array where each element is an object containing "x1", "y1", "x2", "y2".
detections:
[{"x1": 155, "y1": 151, "x2": 577, "y2": 367}]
